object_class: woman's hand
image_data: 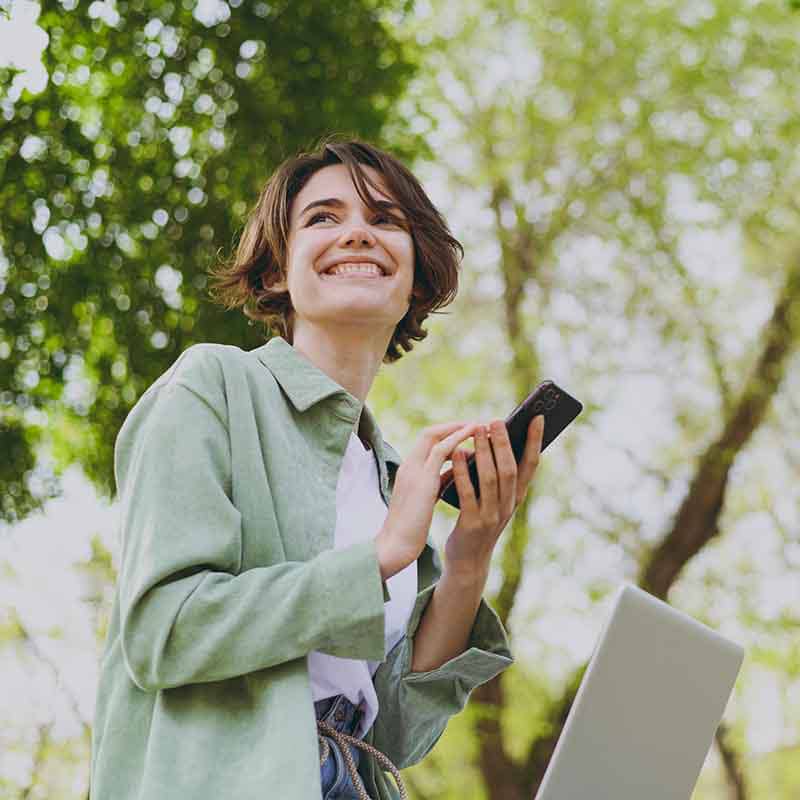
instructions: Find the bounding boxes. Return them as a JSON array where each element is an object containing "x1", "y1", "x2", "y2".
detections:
[
  {"x1": 375, "y1": 421, "x2": 483, "y2": 580},
  {"x1": 443, "y1": 415, "x2": 545, "y2": 578}
]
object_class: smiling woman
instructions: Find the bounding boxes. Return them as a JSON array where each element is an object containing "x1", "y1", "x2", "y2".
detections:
[
  {"x1": 90, "y1": 134, "x2": 515, "y2": 800},
  {"x1": 206, "y1": 135, "x2": 465, "y2": 365}
]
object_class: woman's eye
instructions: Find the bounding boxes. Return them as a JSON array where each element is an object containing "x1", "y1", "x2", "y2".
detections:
[
  {"x1": 307, "y1": 212, "x2": 334, "y2": 225},
  {"x1": 306, "y1": 212, "x2": 400, "y2": 226}
]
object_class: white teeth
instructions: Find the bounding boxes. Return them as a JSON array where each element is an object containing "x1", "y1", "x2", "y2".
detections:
[{"x1": 322, "y1": 262, "x2": 386, "y2": 278}]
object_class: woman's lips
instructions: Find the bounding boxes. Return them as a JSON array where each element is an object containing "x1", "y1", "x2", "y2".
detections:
[{"x1": 319, "y1": 271, "x2": 389, "y2": 280}]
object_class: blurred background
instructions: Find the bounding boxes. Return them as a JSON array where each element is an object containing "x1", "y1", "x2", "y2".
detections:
[{"x1": 1, "y1": 0, "x2": 799, "y2": 797}]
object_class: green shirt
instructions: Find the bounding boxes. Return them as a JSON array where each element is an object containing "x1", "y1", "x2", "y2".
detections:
[{"x1": 90, "y1": 336, "x2": 514, "y2": 799}]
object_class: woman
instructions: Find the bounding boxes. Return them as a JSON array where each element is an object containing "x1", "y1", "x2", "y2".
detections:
[{"x1": 90, "y1": 136, "x2": 544, "y2": 800}]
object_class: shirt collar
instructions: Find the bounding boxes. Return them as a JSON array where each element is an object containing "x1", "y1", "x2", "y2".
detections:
[{"x1": 251, "y1": 336, "x2": 402, "y2": 468}]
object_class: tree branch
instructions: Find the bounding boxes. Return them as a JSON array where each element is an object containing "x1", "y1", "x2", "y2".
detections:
[
  {"x1": 629, "y1": 193, "x2": 735, "y2": 416},
  {"x1": 640, "y1": 255, "x2": 800, "y2": 598},
  {"x1": 19, "y1": 723, "x2": 54, "y2": 800},
  {"x1": 519, "y1": 254, "x2": 800, "y2": 791}
]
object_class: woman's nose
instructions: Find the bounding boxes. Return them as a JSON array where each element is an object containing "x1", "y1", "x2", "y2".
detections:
[{"x1": 340, "y1": 222, "x2": 375, "y2": 247}]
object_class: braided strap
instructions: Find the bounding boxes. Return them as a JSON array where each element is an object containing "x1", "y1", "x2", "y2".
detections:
[{"x1": 317, "y1": 719, "x2": 408, "y2": 800}]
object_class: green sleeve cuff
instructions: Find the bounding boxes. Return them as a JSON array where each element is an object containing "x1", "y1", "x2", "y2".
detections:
[
  {"x1": 403, "y1": 583, "x2": 513, "y2": 686},
  {"x1": 367, "y1": 581, "x2": 514, "y2": 768},
  {"x1": 314, "y1": 538, "x2": 388, "y2": 661}
]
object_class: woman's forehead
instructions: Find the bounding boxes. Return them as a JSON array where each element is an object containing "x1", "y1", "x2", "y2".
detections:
[{"x1": 294, "y1": 164, "x2": 396, "y2": 212}]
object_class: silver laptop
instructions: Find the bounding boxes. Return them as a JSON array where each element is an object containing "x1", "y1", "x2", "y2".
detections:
[{"x1": 535, "y1": 584, "x2": 744, "y2": 800}]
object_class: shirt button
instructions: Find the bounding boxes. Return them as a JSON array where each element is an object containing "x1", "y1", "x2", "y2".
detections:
[{"x1": 334, "y1": 708, "x2": 346, "y2": 722}]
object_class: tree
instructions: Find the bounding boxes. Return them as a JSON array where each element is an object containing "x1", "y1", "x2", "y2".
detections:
[
  {"x1": 0, "y1": 0, "x2": 426, "y2": 523},
  {"x1": 0, "y1": 1, "x2": 427, "y2": 794},
  {"x1": 383, "y1": 0, "x2": 800, "y2": 797}
]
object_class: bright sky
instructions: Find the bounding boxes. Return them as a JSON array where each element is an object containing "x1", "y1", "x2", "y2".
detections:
[
  {"x1": 0, "y1": 0, "x2": 48, "y2": 93},
  {"x1": 0, "y1": 0, "x2": 798, "y2": 791}
]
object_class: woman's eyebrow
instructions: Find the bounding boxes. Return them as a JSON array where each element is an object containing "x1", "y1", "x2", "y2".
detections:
[{"x1": 298, "y1": 197, "x2": 405, "y2": 219}]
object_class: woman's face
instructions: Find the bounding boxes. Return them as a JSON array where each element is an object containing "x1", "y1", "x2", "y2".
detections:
[{"x1": 282, "y1": 163, "x2": 416, "y2": 341}]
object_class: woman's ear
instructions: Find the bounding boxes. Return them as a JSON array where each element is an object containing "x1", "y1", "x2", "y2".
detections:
[{"x1": 262, "y1": 270, "x2": 289, "y2": 293}]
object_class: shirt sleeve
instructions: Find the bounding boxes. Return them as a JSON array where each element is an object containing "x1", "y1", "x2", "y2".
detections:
[
  {"x1": 368, "y1": 547, "x2": 514, "y2": 768},
  {"x1": 115, "y1": 372, "x2": 388, "y2": 693}
]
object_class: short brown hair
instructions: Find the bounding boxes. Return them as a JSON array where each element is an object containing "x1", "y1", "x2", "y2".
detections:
[{"x1": 206, "y1": 134, "x2": 464, "y2": 363}]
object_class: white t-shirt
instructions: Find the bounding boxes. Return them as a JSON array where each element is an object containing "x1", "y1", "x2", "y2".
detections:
[{"x1": 307, "y1": 431, "x2": 418, "y2": 739}]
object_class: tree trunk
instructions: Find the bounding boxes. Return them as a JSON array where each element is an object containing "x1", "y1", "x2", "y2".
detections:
[
  {"x1": 472, "y1": 677, "x2": 527, "y2": 800},
  {"x1": 477, "y1": 257, "x2": 800, "y2": 795},
  {"x1": 521, "y1": 668, "x2": 584, "y2": 796},
  {"x1": 716, "y1": 723, "x2": 749, "y2": 800}
]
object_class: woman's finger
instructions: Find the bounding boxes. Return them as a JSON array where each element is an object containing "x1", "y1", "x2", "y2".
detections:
[
  {"x1": 515, "y1": 416, "x2": 544, "y2": 503},
  {"x1": 453, "y1": 448, "x2": 477, "y2": 509},
  {"x1": 435, "y1": 423, "x2": 482, "y2": 462},
  {"x1": 409, "y1": 422, "x2": 475, "y2": 465},
  {"x1": 472, "y1": 424, "x2": 500, "y2": 513},
  {"x1": 425, "y1": 421, "x2": 473, "y2": 436}
]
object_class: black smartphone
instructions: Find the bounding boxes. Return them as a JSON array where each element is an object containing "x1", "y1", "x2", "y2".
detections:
[{"x1": 437, "y1": 380, "x2": 583, "y2": 509}]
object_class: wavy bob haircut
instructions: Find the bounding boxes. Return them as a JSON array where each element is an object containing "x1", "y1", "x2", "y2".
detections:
[{"x1": 206, "y1": 135, "x2": 464, "y2": 363}]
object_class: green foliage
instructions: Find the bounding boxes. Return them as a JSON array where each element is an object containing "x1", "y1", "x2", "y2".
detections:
[
  {"x1": 403, "y1": 699, "x2": 489, "y2": 800},
  {"x1": 389, "y1": 0, "x2": 800, "y2": 795},
  {"x1": 0, "y1": 413, "x2": 45, "y2": 519},
  {"x1": 0, "y1": 602, "x2": 25, "y2": 643},
  {"x1": 0, "y1": 0, "x2": 428, "y2": 523},
  {"x1": 750, "y1": 747, "x2": 800, "y2": 796},
  {"x1": 695, "y1": 746, "x2": 800, "y2": 799},
  {"x1": 501, "y1": 664, "x2": 558, "y2": 765},
  {"x1": 4, "y1": 0, "x2": 800, "y2": 796}
]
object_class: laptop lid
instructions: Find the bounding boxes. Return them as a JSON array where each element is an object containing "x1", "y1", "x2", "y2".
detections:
[{"x1": 535, "y1": 584, "x2": 744, "y2": 800}]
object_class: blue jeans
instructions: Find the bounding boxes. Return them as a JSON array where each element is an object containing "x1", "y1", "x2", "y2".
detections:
[{"x1": 315, "y1": 694, "x2": 370, "y2": 799}]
